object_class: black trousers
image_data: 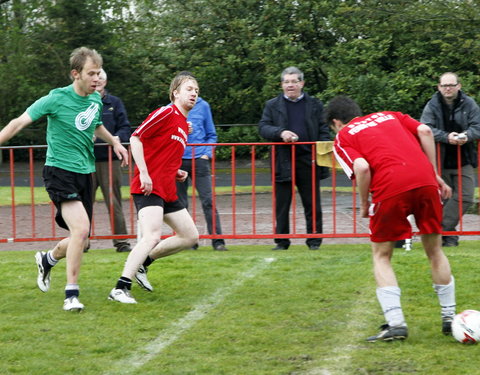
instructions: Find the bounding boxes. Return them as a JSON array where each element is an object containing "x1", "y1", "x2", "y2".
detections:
[
  {"x1": 177, "y1": 158, "x2": 225, "y2": 248},
  {"x1": 274, "y1": 163, "x2": 323, "y2": 248}
]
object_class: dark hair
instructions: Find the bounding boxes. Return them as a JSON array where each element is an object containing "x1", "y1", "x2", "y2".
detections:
[{"x1": 325, "y1": 95, "x2": 362, "y2": 125}]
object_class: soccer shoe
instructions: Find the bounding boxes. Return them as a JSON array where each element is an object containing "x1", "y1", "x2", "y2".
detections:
[
  {"x1": 63, "y1": 296, "x2": 84, "y2": 312},
  {"x1": 366, "y1": 324, "x2": 408, "y2": 342},
  {"x1": 108, "y1": 288, "x2": 137, "y2": 304},
  {"x1": 35, "y1": 251, "x2": 51, "y2": 292},
  {"x1": 135, "y1": 265, "x2": 153, "y2": 292},
  {"x1": 442, "y1": 316, "x2": 453, "y2": 335}
]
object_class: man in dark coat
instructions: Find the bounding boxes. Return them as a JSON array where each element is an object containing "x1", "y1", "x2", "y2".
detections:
[{"x1": 259, "y1": 66, "x2": 330, "y2": 250}]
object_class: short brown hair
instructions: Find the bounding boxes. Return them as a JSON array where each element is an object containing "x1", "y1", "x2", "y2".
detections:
[
  {"x1": 169, "y1": 71, "x2": 198, "y2": 103},
  {"x1": 69, "y1": 47, "x2": 103, "y2": 73}
]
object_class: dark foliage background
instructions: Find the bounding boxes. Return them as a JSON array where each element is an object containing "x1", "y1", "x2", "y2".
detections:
[{"x1": 1, "y1": 0, "x2": 480, "y2": 160}]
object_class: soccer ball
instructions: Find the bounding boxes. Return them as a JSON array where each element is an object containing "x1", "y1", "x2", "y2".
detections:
[{"x1": 452, "y1": 310, "x2": 480, "y2": 344}]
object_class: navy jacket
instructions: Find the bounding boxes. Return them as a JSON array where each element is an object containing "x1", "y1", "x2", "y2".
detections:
[
  {"x1": 95, "y1": 91, "x2": 131, "y2": 162},
  {"x1": 258, "y1": 93, "x2": 330, "y2": 182}
]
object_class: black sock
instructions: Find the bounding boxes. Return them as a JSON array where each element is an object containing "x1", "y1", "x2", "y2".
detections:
[
  {"x1": 42, "y1": 256, "x2": 53, "y2": 273},
  {"x1": 65, "y1": 289, "x2": 79, "y2": 299},
  {"x1": 143, "y1": 256, "x2": 154, "y2": 268},
  {"x1": 115, "y1": 277, "x2": 132, "y2": 290}
]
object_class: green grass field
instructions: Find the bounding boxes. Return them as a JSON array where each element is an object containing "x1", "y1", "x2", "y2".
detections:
[{"x1": 1, "y1": 242, "x2": 479, "y2": 375}]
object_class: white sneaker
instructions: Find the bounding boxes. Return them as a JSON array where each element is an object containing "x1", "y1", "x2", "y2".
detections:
[
  {"x1": 35, "y1": 251, "x2": 51, "y2": 292},
  {"x1": 108, "y1": 288, "x2": 137, "y2": 304},
  {"x1": 63, "y1": 296, "x2": 84, "y2": 312},
  {"x1": 135, "y1": 265, "x2": 153, "y2": 292}
]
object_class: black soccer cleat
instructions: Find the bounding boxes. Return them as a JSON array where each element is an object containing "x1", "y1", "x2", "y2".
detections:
[
  {"x1": 442, "y1": 317, "x2": 453, "y2": 335},
  {"x1": 366, "y1": 323, "x2": 408, "y2": 342}
]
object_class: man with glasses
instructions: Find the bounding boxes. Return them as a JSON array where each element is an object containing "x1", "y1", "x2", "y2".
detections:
[
  {"x1": 421, "y1": 72, "x2": 480, "y2": 247},
  {"x1": 258, "y1": 66, "x2": 330, "y2": 250}
]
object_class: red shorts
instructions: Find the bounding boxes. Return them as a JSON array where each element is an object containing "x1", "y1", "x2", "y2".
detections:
[{"x1": 369, "y1": 186, "x2": 442, "y2": 242}]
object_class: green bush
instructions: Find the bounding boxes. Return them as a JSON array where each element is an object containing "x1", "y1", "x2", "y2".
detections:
[{"x1": 215, "y1": 125, "x2": 270, "y2": 161}]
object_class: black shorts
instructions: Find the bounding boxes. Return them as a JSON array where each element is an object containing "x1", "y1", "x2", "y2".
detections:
[
  {"x1": 132, "y1": 193, "x2": 184, "y2": 215},
  {"x1": 43, "y1": 166, "x2": 93, "y2": 230}
]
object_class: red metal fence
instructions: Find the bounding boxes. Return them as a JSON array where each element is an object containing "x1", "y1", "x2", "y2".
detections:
[{"x1": 0, "y1": 143, "x2": 479, "y2": 246}]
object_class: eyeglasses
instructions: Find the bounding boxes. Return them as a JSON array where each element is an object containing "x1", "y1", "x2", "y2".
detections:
[
  {"x1": 282, "y1": 80, "x2": 301, "y2": 85},
  {"x1": 439, "y1": 84, "x2": 458, "y2": 88}
]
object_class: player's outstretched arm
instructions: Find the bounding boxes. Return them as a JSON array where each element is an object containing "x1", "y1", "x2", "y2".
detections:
[
  {"x1": 0, "y1": 112, "x2": 33, "y2": 145},
  {"x1": 353, "y1": 158, "x2": 371, "y2": 218},
  {"x1": 94, "y1": 125, "x2": 129, "y2": 167},
  {"x1": 417, "y1": 124, "x2": 437, "y2": 171},
  {"x1": 130, "y1": 135, "x2": 152, "y2": 195},
  {"x1": 417, "y1": 123, "x2": 452, "y2": 199}
]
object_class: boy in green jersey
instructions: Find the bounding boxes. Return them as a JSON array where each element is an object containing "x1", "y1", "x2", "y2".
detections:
[{"x1": 0, "y1": 47, "x2": 129, "y2": 312}]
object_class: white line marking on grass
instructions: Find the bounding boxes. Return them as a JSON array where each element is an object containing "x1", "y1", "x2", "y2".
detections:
[
  {"x1": 299, "y1": 280, "x2": 372, "y2": 375},
  {"x1": 104, "y1": 257, "x2": 276, "y2": 375}
]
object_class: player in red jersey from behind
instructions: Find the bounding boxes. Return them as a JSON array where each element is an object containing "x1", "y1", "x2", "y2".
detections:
[
  {"x1": 109, "y1": 72, "x2": 199, "y2": 304},
  {"x1": 326, "y1": 95, "x2": 456, "y2": 342}
]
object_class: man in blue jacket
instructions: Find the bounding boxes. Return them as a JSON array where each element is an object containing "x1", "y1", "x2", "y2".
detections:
[
  {"x1": 92, "y1": 69, "x2": 132, "y2": 252},
  {"x1": 259, "y1": 66, "x2": 330, "y2": 250},
  {"x1": 177, "y1": 97, "x2": 227, "y2": 251}
]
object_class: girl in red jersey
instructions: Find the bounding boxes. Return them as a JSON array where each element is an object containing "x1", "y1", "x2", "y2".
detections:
[{"x1": 109, "y1": 72, "x2": 200, "y2": 304}]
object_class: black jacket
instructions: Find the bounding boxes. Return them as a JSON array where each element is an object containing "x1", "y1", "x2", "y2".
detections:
[
  {"x1": 94, "y1": 91, "x2": 131, "y2": 162},
  {"x1": 258, "y1": 93, "x2": 330, "y2": 182}
]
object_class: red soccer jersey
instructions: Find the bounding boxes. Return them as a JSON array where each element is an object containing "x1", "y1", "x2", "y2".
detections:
[
  {"x1": 131, "y1": 104, "x2": 188, "y2": 201},
  {"x1": 333, "y1": 111, "x2": 438, "y2": 203}
]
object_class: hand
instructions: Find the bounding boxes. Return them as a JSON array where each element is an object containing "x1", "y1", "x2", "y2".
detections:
[
  {"x1": 187, "y1": 121, "x2": 193, "y2": 134},
  {"x1": 139, "y1": 172, "x2": 153, "y2": 195},
  {"x1": 176, "y1": 169, "x2": 188, "y2": 182},
  {"x1": 280, "y1": 130, "x2": 299, "y2": 143},
  {"x1": 113, "y1": 143, "x2": 129, "y2": 167},
  {"x1": 437, "y1": 175, "x2": 452, "y2": 200},
  {"x1": 360, "y1": 201, "x2": 370, "y2": 218},
  {"x1": 448, "y1": 132, "x2": 468, "y2": 146}
]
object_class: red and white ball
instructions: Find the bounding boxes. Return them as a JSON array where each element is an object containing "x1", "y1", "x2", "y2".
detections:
[{"x1": 452, "y1": 309, "x2": 480, "y2": 344}]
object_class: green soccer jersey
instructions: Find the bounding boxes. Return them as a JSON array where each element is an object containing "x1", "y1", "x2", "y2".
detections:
[{"x1": 26, "y1": 84, "x2": 103, "y2": 174}]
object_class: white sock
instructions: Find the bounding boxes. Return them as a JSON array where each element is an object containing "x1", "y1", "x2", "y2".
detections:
[
  {"x1": 46, "y1": 250, "x2": 59, "y2": 266},
  {"x1": 376, "y1": 286, "x2": 406, "y2": 327},
  {"x1": 65, "y1": 284, "x2": 79, "y2": 291},
  {"x1": 433, "y1": 276, "x2": 456, "y2": 319}
]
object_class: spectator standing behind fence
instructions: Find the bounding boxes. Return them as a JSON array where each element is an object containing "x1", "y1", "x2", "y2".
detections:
[
  {"x1": 176, "y1": 97, "x2": 227, "y2": 251},
  {"x1": 90, "y1": 68, "x2": 132, "y2": 253},
  {"x1": 0, "y1": 47, "x2": 128, "y2": 312},
  {"x1": 258, "y1": 66, "x2": 330, "y2": 251},
  {"x1": 420, "y1": 72, "x2": 480, "y2": 247},
  {"x1": 108, "y1": 71, "x2": 199, "y2": 304},
  {"x1": 327, "y1": 95, "x2": 455, "y2": 342}
]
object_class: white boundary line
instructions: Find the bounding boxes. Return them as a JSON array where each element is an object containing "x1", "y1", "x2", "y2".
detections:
[
  {"x1": 300, "y1": 280, "x2": 372, "y2": 375},
  {"x1": 104, "y1": 257, "x2": 276, "y2": 375}
]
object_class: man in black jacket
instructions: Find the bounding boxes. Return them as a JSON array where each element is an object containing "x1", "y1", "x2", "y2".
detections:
[
  {"x1": 259, "y1": 66, "x2": 330, "y2": 250},
  {"x1": 92, "y1": 69, "x2": 132, "y2": 252},
  {"x1": 421, "y1": 72, "x2": 480, "y2": 247}
]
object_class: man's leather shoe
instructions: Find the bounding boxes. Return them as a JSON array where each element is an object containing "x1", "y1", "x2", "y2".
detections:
[
  {"x1": 272, "y1": 245, "x2": 288, "y2": 250},
  {"x1": 214, "y1": 244, "x2": 228, "y2": 251}
]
